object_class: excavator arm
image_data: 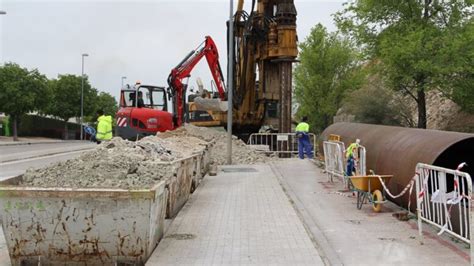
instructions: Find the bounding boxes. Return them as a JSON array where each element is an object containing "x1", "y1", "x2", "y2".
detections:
[{"x1": 168, "y1": 36, "x2": 226, "y2": 127}]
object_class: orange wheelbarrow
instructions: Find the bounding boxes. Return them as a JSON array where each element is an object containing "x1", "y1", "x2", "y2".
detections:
[{"x1": 348, "y1": 175, "x2": 393, "y2": 212}]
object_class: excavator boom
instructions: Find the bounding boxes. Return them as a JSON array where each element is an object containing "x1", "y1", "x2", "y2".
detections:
[{"x1": 168, "y1": 36, "x2": 227, "y2": 127}]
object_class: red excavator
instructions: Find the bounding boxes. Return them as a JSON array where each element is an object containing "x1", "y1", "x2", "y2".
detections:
[{"x1": 116, "y1": 36, "x2": 227, "y2": 140}]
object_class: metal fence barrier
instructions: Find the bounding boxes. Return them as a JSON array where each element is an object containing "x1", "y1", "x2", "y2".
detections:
[
  {"x1": 415, "y1": 163, "x2": 472, "y2": 251},
  {"x1": 323, "y1": 141, "x2": 346, "y2": 182},
  {"x1": 358, "y1": 146, "x2": 367, "y2": 176},
  {"x1": 247, "y1": 133, "x2": 317, "y2": 158},
  {"x1": 323, "y1": 141, "x2": 366, "y2": 184}
]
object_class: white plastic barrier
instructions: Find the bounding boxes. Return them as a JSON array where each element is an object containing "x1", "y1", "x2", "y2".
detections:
[
  {"x1": 247, "y1": 133, "x2": 317, "y2": 158},
  {"x1": 415, "y1": 163, "x2": 472, "y2": 251}
]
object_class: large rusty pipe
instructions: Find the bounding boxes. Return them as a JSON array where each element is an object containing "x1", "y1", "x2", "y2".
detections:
[{"x1": 321, "y1": 123, "x2": 474, "y2": 211}]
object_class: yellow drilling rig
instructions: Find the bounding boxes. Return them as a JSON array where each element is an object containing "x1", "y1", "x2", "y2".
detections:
[{"x1": 188, "y1": 0, "x2": 298, "y2": 137}]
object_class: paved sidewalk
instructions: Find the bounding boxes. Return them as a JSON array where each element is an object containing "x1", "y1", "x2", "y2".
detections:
[
  {"x1": 273, "y1": 159, "x2": 469, "y2": 265},
  {"x1": 147, "y1": 165, "x2": 324, "y2": 265}
]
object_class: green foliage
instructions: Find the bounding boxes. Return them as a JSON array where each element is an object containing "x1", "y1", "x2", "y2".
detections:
[
  {"x1": 437, "y1": 18, "x2": 474, "y2": 113},
  {"x1": 47, "y1": 74, "x2": 98, "y2": 122},
  {"x1": 93, "y1": 92, "x2": 118, "y2": 120},
  {"x1": 335, "y1": 0, "x2": 474, "y2": 127},
  {"x1": 343, "y1": 75, "x2": 413, "y2": 126},
  {"x1": 0, "y1": 63, "x2": 50, "y2": 116},
  {"x1": 0, "y1": 63, "x2": 50, "y2": 140},
  {"x1": 294, "y1": 24, "x2": 364, "y2": 133}
]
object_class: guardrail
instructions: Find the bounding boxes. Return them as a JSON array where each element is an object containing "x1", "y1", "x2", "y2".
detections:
[
  {"x1": 247, "y1": 133, "x2": 317, "y2": 158},
  {"x1": 415, "y1": 163, "x2": 472, "y2": 251}
]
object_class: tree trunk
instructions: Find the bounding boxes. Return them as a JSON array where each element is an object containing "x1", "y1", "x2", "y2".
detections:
[
  {"x1": 64, "y1": 121, "x2": 69, "y2": 140},
  {"x1": 417, "y1": 89, "x2": 427, "y2": 129},
  {"x1": 12, "y1": 115, "x2": 18, "y2": 141}
]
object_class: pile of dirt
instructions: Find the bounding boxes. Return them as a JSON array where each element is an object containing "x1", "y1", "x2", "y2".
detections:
[
  {"x1": 21, "y1": 136, "x2": 206, "y2": 189},
  {"x1": 158, "y1": 124, "x2": 275, "y2": 165}
]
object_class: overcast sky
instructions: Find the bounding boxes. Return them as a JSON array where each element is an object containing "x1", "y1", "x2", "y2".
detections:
[{"x1": 0, "y1": 0, "x2": 345, "y2": 100}]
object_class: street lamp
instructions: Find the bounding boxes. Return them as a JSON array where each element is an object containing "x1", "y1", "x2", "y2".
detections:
[
  {"x1": 226, "y1": 0, "x2": 234, "y2": 165},
  {"x1": 0, "y1": 11, "x2": 6, "y2": 15},
  {"x1": 121, "y1": 76, "x2": 127, "y2": 88},
  {"x1": 80, "y1": 53, "x2": 89, "y2": 141}
]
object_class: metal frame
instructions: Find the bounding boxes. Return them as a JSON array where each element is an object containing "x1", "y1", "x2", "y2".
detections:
[
  {"x1": 415, "y1": 163, "x2": 473, "y2": 253},
  {"x1": 349, "y1": 176, "x2": 389, "y2": 210},
  {"x1": 323, "y1": 141, "x2": 367, "y2": 185},
  {"x1": 323, "y1": 141, "x2": 346, "y2": 182},
  {"x1": 247, "y1": 133, "x2": 317, "y2": 157}
]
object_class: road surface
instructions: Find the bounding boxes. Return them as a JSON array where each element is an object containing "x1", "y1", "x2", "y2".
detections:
[{"x1": 0, "y1": 142, "x2": 95, "y2": 180}]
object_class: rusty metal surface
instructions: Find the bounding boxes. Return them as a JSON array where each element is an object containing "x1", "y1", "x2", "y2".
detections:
[
  {"x1": 321, "y1": 122, "x2": 474, "y2": 210},
  {"x1": 0, "y1": 180, "x2": 167, "y2": 265},
  {"x1": 165, "y1": 154, "x2": 201, "y2": 219}
]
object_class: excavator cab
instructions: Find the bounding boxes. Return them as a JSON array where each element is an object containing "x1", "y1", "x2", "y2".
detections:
[
  {"x1": 116, "y1": 84, "x2": 174, "y2": 140},
  {"x1": 120, "y1": 85, "x2": 168, "y2": 111}
]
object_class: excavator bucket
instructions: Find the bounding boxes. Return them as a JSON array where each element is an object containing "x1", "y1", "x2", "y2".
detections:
[{"x1": 193, "y1": 97, "x2": 228, "y2": 112}]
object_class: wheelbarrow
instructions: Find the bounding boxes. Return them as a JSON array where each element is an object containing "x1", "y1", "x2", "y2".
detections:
[{"x1": 348, "y1": 175, "x2": 393, "y2": 212}]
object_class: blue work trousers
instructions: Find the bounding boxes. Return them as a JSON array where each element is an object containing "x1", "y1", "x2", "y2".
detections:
[
  {"x1": 297, "y1": 132, "x2": 313, "y2": 159},
  {"x1": 346, "y1": 155, "x2": 355, "y2": 176}
]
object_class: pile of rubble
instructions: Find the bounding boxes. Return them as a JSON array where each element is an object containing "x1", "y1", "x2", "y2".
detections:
[
  {"x1": 158, "y1": 124, "x2": 275, "y2": 165},
  {"x1": 22, "y1": 125, "x2": 274, "y2": 189},
  {"x1": 21, "y1": 136, "x2": 205, "y2": 189}
]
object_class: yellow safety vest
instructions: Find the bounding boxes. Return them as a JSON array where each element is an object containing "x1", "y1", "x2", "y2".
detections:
[
  {"x1": 295, "y1": 122, "x2": 309, "y2": 132},
  {"x1": 97, "y1": 115, "x2": 113, "y2": 140},
  {"x1": 346, "y1": 143, "x2": 359, "y2": 158}
]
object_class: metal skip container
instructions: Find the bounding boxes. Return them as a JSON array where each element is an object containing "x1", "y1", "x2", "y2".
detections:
[
  {"x1": 164, "y1": 145, "x2": 211, "y2": 218},
  {"x1": 0, "y1": 179, "x2": 167, "y2": 265}
]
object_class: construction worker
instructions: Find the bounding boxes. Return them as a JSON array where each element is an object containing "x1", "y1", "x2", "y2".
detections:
[
  {"x1": 137, "y1": 91, "x2": 145, "y2": 108},
  {"x1": 96, "y1": 110, "x2": 113, "y2": 144},
  {"x1": 295, "y1": 116, "x2": 313, "y2": 159},
  {"x1": 346, "y1": 139, "x2": 360, "y2": 176}
]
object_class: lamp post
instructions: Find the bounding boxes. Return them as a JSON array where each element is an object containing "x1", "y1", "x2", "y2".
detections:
[
  {"x1": 80, "y1": 53, "x2": 89, "y2": 141},
  {"x1": 121, "y1": 76, "x2": 127, "y2": 88},
  {"x1": 226, "y1": 0, "x2": 234, "y2": 165}
]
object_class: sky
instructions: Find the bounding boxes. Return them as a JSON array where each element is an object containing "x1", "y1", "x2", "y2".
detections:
[{"x1": 0, "y1": 0, "x2": 346, "y2": 101}]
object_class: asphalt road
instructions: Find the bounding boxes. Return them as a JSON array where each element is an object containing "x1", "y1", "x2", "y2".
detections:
[
  {"x1": 0, "y1": 142, "x2": 95, "y2": 180},
  {"x1": 0, "y1": 142, "x2": 94, "y2": 163}
]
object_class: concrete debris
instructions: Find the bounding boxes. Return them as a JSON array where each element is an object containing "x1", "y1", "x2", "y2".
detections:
[
  {"x1": 22, "y1": 137, "x2": 192, "y2": 189},
  {"x1": 157, "y1": 124, "x2": 276, "y2": 165},
  {"x1": 21, "y1": 125, "x2": 274, "y2": 189}
]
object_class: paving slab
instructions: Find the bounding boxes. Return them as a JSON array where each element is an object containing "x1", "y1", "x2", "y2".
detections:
[
  {"x1": 273, "y1": 159, "x2": 469, "y2": 266},
  {"x1": 147, "y1": 164, "x2": 324, "y2": 265}
]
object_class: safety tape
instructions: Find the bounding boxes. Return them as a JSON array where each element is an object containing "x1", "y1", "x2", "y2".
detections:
[{"x1": 376, "y1": 174, "x2": 415, "y2": 199}]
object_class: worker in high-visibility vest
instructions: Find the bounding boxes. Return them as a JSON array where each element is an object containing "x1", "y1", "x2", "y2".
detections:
[
  {"x1": 345, "y1": 139, "x2": 360, "y2": 176},
  {"x1": 96, "y1": 109, "x2": 113, "y2": 144},
  {"x1": 295, "y1": 116, "x2": 313, "y2": 159}
]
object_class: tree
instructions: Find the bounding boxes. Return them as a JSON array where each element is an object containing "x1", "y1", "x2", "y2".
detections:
[
  {"x1": 438, "y1": 18, "x2": 474, "y2": 113},
  {"x1": 91, "y1": 91, "x2": 118, "y2": 122},
  {"x1": 47, "y1": 74, "x2": 97, "y2": 139},
  {"x1": 343, "y1": 74, "x2": 414, "y2": 126},
  {"x1": 336, "y1": 0, "x2": 473, "y2": 128},
  {"x1": 0, "y1": 63, "x2": 50, "y2": 141},
  {"x1": 294, "y1": 24, "x2": 364, "y2": 133}
]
